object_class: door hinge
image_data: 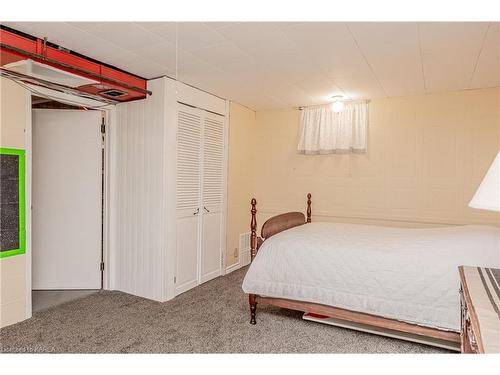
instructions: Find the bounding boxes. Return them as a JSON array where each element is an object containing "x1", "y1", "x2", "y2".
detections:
[
  {"x1": 174, "y1": 276, "x2": 177, "y2": 284},
  {"x1": 100, "y1": 262, "x2": 105, "y2": 271}
]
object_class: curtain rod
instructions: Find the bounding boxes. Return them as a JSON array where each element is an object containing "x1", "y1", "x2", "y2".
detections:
[{"x1": 298, "y1": 99, "x2": 371, "y2": 110}]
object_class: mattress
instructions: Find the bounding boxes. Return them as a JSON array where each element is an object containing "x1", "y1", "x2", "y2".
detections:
[{"x1": 242, "y1": 222, "x2": 500, "y2": 331}]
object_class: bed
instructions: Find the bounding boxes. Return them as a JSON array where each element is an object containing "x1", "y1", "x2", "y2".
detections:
[{"x1": 242, "y1": 194, "x2": 500, "y2": 349}]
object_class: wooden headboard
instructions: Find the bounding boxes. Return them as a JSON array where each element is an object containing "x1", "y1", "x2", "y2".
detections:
[
  {"x1": 261, "y1": 212, "x2": 305, "y2": 239},
  {"x1": 250, "y1": 193, "x2": 311, "y2": 261}
]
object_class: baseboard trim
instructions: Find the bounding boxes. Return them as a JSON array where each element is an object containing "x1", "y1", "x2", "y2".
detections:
[{"x1": 225, "y1": 262, "x2": 241, "y2": 274}]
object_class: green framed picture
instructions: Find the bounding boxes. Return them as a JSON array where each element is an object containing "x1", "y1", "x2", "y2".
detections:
[{"x1": 0, "y1": 147, "x2": 26, "y2": 258}]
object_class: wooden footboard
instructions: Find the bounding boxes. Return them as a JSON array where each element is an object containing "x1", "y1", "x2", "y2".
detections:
[{"x1": 246, "y1": 194, "x2": 460, "y2": 348}]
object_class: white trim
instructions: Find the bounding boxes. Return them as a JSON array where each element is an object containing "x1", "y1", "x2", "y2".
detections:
[
  {"x1": 164, "y1": 77, "x2": 177, "y2": 301},
  {"x1": 174, "y1": 279, "x2": 198, "y2": 296},
  {"x1": 220, "y1": 99, "x2": 230, "y2": 275},
  {"x1": 24, "y1": 90, "x2": 32, "y2": 320},
  {"x1": 200, "y1": 269, "x2": 221, "y2": 284},
  {"x1": 240, "y1": 249, "x2": 251, "y2": 267},
  {"x1": 175, "y1": 80, "x2": 226, "y2": 115},
  {"x1": 225, "y1": 262, "x2": 242, "y2": 275},
  {"x1": 106, "y1": 107, "x2": 118, "y2": 291},
  {"x1": 197, "y1": 106, "x2": 204, "y2": 286},
  {"x1": 102, "y1": 109, "x2": 113, "y2": 291}
]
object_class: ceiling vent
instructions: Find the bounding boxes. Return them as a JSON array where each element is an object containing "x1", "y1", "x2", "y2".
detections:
[{"x1": 100, "y1": 89, "x2": 128, "y2": 98}]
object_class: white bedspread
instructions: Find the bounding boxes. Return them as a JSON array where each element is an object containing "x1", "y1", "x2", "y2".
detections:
[{"x1": 242, "y1": 222, "x2": 500, "y2": 331}]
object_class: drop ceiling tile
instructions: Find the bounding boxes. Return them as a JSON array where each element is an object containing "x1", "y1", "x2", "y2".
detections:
[
  {"x1": 137, "y1": 22, "x2": 177, "y2": 42},
  {"x1": 177, "y1": 51, "x2": 225, "y2": 80},
  {"x1": 275, "y1": 22, "x2": 306, "y2": 29},
  {"x1": 82, "y1": 22, "x2": 164, "y2": 51},
  {"x1": 334, "y1": 75, "x2": 386, "y2": 100},
  {"x1": 252, "y1": 49, "x2": 325, "y2": 82},
  {"x1": 76, "y1": 42, "x2": 146, "y2": 71},
  {"x1": 282, "y1": 22, "x2": 372, "y2": 78},
  {"x1": 423, "y1": 54, "x2": 477, "y2": 93},
  {"x1": 347, "y1": 22, "x2": 425, "y2": 96},
  {"x1": 68, "y1": 22, "x2": 109, "y2": 32},
  {"x1": 261, "y1": 80, "x2": 316, "y2": 106},
  {"x1": 216, "y1": 22, "x2": 299, "y2": 56},
  {"x1": 298, "y1": 81, "x2": 346, "y2": 102},
  {"x1": 420, "y1": 22, "x2": 489, "y2": 92},
  {"x1": 378, "y1": 72, "x2": 426, "y2": 97},
  {"x1": 176, "y1": 23, "x2": 228, "y2": 52},
  {"x1": 420, "y1": 22, "x2": 488, "y2": 55},
  {"x1": 470, "y1": 23, "x2": 500, "y2": 89},
  {"x1": 133, "y1": 41, "x2": 177, "y2": 72},
  {"x1": 190, "y1": 42, "x2": 261, "y2": 75},
  {"x1": 134, "y1": 22, "x2": 174, "y2": 31},
  {"x1": 230, "y1": 90, "x2": 288, "y2": 111},
  {"x1": 140, "y1": 23, "x2": 228, "y2": 52},
  {"x1": 203, "y1": 22, "x2": 239, "y2": 30}
]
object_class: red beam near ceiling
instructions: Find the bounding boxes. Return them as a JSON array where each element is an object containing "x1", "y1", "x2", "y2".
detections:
[{"x1": 0, "y1": 28, "x2": 148, "y2": 102}]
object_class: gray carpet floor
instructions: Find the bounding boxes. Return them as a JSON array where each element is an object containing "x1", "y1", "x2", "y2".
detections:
[
  {"x1": 0, "y1": 267, "x2": 450, "y2": 353},
  {"x1": 32, "y1": 290, "x2": 99, "y2": 312}
]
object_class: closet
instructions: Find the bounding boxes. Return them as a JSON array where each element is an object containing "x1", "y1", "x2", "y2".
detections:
[
  {"x1": 110, "y1": 77, "x2": 228, "y2": 302},
  {"x1": 176, "y1": 103, "x2": 225, "y2": 295}
]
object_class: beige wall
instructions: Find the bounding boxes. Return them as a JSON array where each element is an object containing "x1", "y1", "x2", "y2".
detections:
[
  {"x1": 252, "y1": 88, "x2": 500, "y2": 229},
  {"x1": 225, "y1": 102, "x2": 256, "y2": 267},
  {"x1": 0, "y1": 77, "x2": 28, "y2": 327}
]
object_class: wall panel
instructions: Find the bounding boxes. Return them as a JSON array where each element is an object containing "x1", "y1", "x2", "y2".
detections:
[
  {"x1": 225, "y1": 103, "x2": 256, "y2": 269},
  {"x1": 252, "y1": 88, "x2": 500, "y2": 229},
  {"x1": 0, "y1": 77, "x2": 28, "y2": 327},
  {"x1": 110, "y1": 78, "x2": 167, "y2": 302}
]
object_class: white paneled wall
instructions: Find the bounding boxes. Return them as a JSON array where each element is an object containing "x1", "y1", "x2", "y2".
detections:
[{"x1": 110, "y1": 78, "x2": 168, "y2": 301}]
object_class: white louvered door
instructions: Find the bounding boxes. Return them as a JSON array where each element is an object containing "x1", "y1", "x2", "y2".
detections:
[
  {"x1": 175, "y1": 104, "x2": 226, "y2": 295},
  {"x1": 200, "y1": 112, "x2": 225, "y2": 283},
  {"x1": 176, "y1": 106, "x2": 202, "y2": 295}
]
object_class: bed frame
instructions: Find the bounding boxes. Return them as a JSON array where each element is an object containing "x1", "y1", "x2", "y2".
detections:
[{"x1": 247, "y1": 194, "x2": 460, "y2": 348}]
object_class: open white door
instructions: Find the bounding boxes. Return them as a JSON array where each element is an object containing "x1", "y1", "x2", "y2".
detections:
[{"x1": 32, "y1": 109, "x2": 102, "y2": 290}]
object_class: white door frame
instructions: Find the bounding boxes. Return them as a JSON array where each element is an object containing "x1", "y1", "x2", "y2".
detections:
[
  {"x1": 102, "y1": 108, "x2": 113, "y2": 291},
  {"x1": 24, "y1": 91, "x2": 32, "y2": 319},
  {"x1": 24, "y1": 99, "x2": 112, "y2": 318},
  {"x1": 221, "y1": 99, "x2": 230, "y2": 275}
]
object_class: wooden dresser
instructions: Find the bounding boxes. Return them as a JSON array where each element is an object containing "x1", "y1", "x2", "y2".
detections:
[{"x1": 459, "y1": 266, "x2": 500, "y2": 353}]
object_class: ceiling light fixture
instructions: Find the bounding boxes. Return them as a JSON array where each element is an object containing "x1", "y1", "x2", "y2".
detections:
[{"x1": 330, "y1": 95, "x2": 345, "y2": 113}]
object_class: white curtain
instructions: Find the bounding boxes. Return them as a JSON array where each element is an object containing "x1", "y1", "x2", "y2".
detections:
[{"x1": 297, "y1": 100, "x2": 368, "y2": 154}]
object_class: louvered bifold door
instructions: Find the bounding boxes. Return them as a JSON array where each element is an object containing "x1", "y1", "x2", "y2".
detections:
[
  {"x1": 200, "y1": 112, "x2": 225, "y2": 283},
  {"x1": 175, "y1": 105, "x2": 202, "y2": 295}
]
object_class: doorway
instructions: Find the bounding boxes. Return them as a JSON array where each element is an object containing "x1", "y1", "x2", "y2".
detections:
[{"x1": 31, "y1": 98, "x2": 104, "y2": 311}]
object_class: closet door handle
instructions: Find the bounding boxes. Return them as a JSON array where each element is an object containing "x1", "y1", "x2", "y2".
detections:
[
  {"x1": 193, "y1": 208, "x2": 199, "y2": 215},
  {"x1": 203, "y1": 206, "x2": 210, "y2": 213}
]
